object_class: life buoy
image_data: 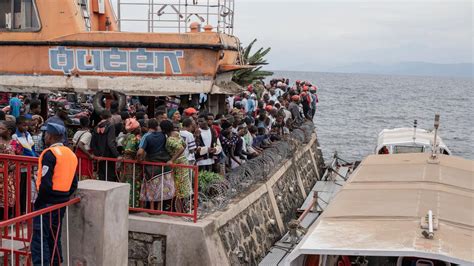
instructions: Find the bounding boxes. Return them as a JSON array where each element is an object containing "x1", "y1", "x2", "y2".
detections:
[{"x1": 93, "y1": 91, "x2": 126, "y2": 114}]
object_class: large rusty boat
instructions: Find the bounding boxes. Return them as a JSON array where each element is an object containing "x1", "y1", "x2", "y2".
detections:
[{"x1": 0, "y1": 0, "x2": 245, "y2": 97}]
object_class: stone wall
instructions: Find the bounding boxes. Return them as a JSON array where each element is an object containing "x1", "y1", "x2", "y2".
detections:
[
  {"x1": 272, "y1": 168, "x2": 305, "y2": 228},
  {"x1": 218, "y1": 193, "x2": 280, "y2": 265},
  {"x1": 295, "y1": 151, "x2": 320, "y2": 195},
  {"x1": 128, "y1": 232, "x2": 166, "y2": 266},
  {"x1": 128, "y1": 130, "x2": 325, "y2": 266}
]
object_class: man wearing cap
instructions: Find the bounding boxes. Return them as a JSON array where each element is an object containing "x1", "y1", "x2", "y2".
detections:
[
  {"x1": 309, "y1": 87, "x2": 318, "y2": 118},
  {"x1": 289, "y1": 95, "x2": 304, "y2": 126},
  {"x1": 43, "y1": 102, "x2": 69, "y2": 146},
  {"x1": 31, "y1": 123, "x2": 78, "y2": 266},
  {"x1": 183, "y1": 107, "x2": 198, "y2": 121}
]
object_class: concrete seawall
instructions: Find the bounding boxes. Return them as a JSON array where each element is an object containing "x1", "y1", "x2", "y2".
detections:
[{"x1": 128, "y1": 126, "x2": 325, "y2": 265}]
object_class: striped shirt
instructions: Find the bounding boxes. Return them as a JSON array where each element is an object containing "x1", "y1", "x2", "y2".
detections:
[{"x1": 179, "y1": 130, "x2": 196, "y2": 163}]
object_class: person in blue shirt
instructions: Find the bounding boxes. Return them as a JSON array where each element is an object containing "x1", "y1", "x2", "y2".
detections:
[
  {"x1": 247, "y1": 94, "x2": 256, "y2": 116},
  {"x1": 13, "y1": 116, "x2": 37, "y2": 157},
  {"x1": 12, "y1": 116, "x2": 38, "y2": 214},
  {"x1": 9, "y1": 93, "x2": 22, "y2": 118},
  {"x1": 43, "y1": 102, "x2": 69, "y2": 146}
]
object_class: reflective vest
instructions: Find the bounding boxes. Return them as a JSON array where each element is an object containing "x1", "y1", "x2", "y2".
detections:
[{"x1": 36, "y1": 146, "x2": 78, "y2": 192}]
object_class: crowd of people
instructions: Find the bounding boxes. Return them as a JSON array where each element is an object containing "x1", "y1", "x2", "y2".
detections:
[{"x1": 0, "y1": 78, "x2": 319, "y2": 213}]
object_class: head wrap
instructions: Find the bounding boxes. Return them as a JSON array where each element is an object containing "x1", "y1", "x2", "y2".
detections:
[
  {"x1": 167, "y1": 109, "x2": 178, "y2": 119},
  {"x1": 125, "y1": 118, "x2": 140, "y2": 132}
]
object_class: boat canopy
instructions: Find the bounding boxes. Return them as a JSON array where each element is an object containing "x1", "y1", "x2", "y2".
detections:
[
  {"x1": 376, "y1": 128, "x2": 451, "y2": 155},
  {"x1": 285, "y1": 153, "x2": 474, "y2": 265}
]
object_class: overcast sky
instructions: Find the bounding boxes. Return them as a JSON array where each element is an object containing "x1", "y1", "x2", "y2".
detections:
[
  {"x1": 113, "y1": 0, "x2": 472, "y2": 72},
  {"x1": 233, "y1": 0, "x2": 472, "y2": 71}
]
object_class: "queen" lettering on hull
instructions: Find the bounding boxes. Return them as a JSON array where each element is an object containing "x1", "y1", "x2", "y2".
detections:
[{"x1": 49, "y1": 47, "x2": 184, "y2": 75}]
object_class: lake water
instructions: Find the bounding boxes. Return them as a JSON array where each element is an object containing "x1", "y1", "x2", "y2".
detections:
[{"x1": 272, "y1": 71, "x2": 474, "y2": 162}]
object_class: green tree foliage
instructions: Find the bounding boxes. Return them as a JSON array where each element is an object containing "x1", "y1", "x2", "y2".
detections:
[{"x1": 232, "y1": 39, "x2": 274, "y2": 87}]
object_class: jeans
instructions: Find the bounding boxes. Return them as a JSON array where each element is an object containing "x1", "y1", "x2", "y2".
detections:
[{"x1": 31, "y1": 203, "x2": 66, "y2": 266}]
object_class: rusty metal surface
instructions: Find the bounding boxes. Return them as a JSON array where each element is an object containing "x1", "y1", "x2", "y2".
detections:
[{"x1": 0, "y1": 0, "x2": 244, "y2": 95}]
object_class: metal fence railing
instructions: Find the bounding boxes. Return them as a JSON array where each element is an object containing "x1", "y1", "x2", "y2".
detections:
[
  {"x1": 115, "y1": 0, "x2": 235, "y2": 34},
  {"x1": 88, "y1": 156, "x2": 199, "y2": 223},
  {"x1": 0, "y1": 154, "x2": 200, "y2": 224},
  {"x1": 0, "y1": 198, "x2": 80, "y2": 265},
  {"x1": 0, "y1": 155, "x2": 38, "y2": 222}
]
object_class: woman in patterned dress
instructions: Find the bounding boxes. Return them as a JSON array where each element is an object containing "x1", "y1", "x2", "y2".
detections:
[
  {"x1": 120, "y1": 118, "x2": 142, "y2": 207},
  {"x1": 0, "y1": 121, "x2": 21, "y2": 220},
  {"x1": 160, "y1": 120, "x2": 191, "y2": 210}
]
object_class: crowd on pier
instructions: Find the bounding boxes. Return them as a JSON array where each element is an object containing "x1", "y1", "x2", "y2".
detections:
[{"x1": 0, "y1": 78, "x2": 319, "y2": 213}]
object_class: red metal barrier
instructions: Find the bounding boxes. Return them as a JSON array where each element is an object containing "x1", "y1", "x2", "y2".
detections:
[
  {"x1": 0, "y1": 198, "x2": 80, "y2": 265},
  {"x1": 0, "y1": 154, "x2": 200, "y2": 223},
  {"x1": 87, "y1": 157, "x2": 200, "y2": 223},
  {"x1": 0, "y1": 154, "x2": 38, "y2": 221}
]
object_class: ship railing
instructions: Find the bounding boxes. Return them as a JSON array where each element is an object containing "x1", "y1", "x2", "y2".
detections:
[
  {"x1": 0, "y1": 198, "x2": 80, "y2": 266},
  {"x1": 115, "y1": 0, "x2": 235, "y2": 34},
  {"x1": 0, "y1": 154, "x2": 200, "y2": 224}
]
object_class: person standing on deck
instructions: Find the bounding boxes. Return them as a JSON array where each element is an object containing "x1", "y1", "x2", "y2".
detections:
[{"x1": 31, "y1": 123, "x2": 78, "y2": 266}]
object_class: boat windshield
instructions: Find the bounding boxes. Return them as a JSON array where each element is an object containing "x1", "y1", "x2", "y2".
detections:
[
  {"x1": 393, "y1": 145, "x2": 424, "y2": 154},
  {"x1": 0, "y1": 0, "x2": 40, "y2": 31}
]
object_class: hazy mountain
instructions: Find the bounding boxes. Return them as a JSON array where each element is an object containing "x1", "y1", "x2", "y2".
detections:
[{"x1": 329, "y1": 62, "x2": 473, "y2": 78}]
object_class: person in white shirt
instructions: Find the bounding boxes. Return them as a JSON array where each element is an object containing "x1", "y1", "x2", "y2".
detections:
[
  {"x1": 226, "y1": 95, "x2": 235, "y2": 113},
  {"x1": 179, "y1": 118, "x2": 197, "y2": 164},
  {"x1": 72, "y1": 117, "x2": 95, "y2": 179},
  {"x1": 195, "y1": 114, "x2": 222, "y2": 171},
  {"x1": 269, "y1": 89, "x2": 279, "y2": 103},
  {"x1": 240, "y1": 93, "x2": 249, "y2": 114}
]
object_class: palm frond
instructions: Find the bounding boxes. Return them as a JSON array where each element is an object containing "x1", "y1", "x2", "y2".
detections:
[{"x1": 233, "y1": 39, "x2": 273, "y2": 87}]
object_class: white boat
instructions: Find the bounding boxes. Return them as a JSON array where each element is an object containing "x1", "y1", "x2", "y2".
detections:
[
  {"x1": 375, "y1": 118, "x2": 451, "y2": 155},
  {"x1": 284, "y1": 152, "x2": 474, "y2": 266},
  {"x1": 281, "y1": 115, "x2": 473, "y2": 266}
]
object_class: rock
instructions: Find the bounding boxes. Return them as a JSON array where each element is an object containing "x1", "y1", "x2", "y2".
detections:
[
  {"x1": 240, "y1": 221, "x2": 251, "y2": 238},
  {"x1": 148, "y1": 239, "x2": 164, "y2": 265},
  {"x1": 129, "y1": 239, "x2": 148, "y2": 259},
  {"x1": 255, "y1": 228, "x2": 262, "y2": 243},
  {"x1": 246, "y1": 214, "x2": 255, "y2": 232},
  {"x1": 130, "y1": 232, "x2": 154, "y2": 243},
  {"x1": 221, "y1": 233, "x2": 230, "y2": 251}
]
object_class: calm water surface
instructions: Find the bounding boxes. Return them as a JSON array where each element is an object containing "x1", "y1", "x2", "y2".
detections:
[{"x1": 272, "y1": 71, "x2": 474, "y2": 162}]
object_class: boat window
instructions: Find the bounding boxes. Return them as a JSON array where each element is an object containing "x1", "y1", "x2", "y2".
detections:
[
  {"x1": 0, "y1": 0, "x2": 40, "y2": 31},
  {"x1": 393, "y1": 145, "x2": 424, "y2": 154}
]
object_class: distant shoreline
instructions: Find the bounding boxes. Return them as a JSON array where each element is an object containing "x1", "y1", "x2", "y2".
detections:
[{"x1": 268, "y1": 69, "x2": 473, "y2": 80}]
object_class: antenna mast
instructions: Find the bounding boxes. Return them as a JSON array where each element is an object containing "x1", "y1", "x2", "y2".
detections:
[
  {"x1": 429, "y1": 114, "x2": 440, "y2": 163},
  {"x1": 412, "y1": 119, "x2": 417, "y2": 143}
]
